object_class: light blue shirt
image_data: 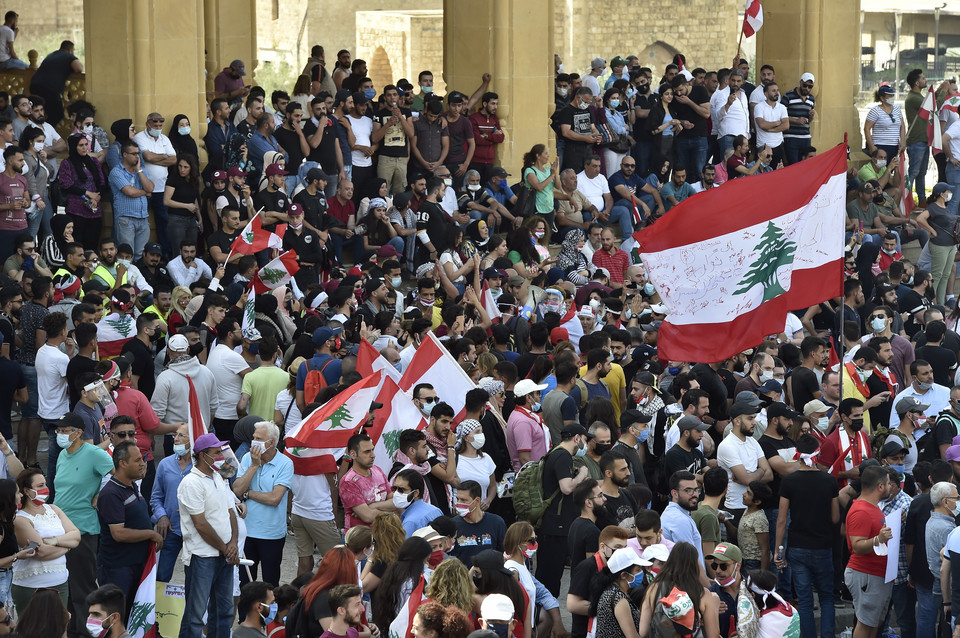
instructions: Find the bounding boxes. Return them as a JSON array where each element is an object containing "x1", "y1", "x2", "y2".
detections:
[
  {"x1": 150, "y1": 454, "x2": 193, "y2": 535},
  {"x1": 402, "y1": 499, "x2": 443, "y2": 537},
  {"x1": 660, "y1": 501, "x2": 704, "y2": 563},
  {"x1": 660, "y1": 181, "x2": 696, "y2": 211},
  {"x1": 238, "y1": 451, "x2": 294, "y2": 539}
]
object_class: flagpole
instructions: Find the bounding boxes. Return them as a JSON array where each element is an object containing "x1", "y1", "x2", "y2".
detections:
[
  {"x1": 223, "y1": 206, "x2": 266, "y2": 269},
  {"x1": 736, "y1": 28, "x2": 744, "y2": 61}
]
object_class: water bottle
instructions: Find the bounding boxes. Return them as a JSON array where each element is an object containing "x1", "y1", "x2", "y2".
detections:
[{"x1": 840, "y1": 628, "x2": 853, "y2": 638}]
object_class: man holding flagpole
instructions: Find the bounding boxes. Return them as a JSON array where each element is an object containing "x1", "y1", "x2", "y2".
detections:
[{"x1": 905, "y1": 68, "x2": 931, "y2": 202}]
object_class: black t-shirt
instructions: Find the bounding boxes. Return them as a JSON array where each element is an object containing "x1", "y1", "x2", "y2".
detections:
[
  {"x1": 66, "y1": 355, "x2": 98, "y2": 409},
  {"x1": 283, "y1": 228, "x2": 325, "y2": 264},
  {"x1": 691, "y1": 363, "x2": 729, "y2": 421},
  {"x1": 480, "y1": 409, "x2": 512, "y2": 480},
  {"x1": 165, "y1": 174, "x2": 200, "y2": 213},
  {"x1": 568, "y1": 555, "x2": 600, "y2": 638},
  {"x1": 416, "y1": 201, "x2": 454, "y2": 261},
  {"x1": 236, "y1": 119, "x2": 256, "y2": 141},
  {"x1": 904, "y1": 493, "x2": 934, "y2": 587},
  {"x1": 120, "y1": 337, "x2": 156, "y2": 400},
  {"x1": 915, "y1": 345, "x2": 957, "y2": 387},
  {"x1": 599, "y1": 488, "x2": 638, "y2": 528},
  {"x1": 0, "y1": 358, "x2": 23, "y2": 438},
  {"x1": 133, "y1": 259, "x2": 174, "y2": 291},
  {"x1": 933, "y1": 411, "x2": 960, "y2": 452},
  {"x1": 514, "y1": 352, "x2": 550, "y2": 381},
  {"x1": 663, "y1": 444, "x2": 706, "y2": 478},
  {"x1": 612, "y1": 440, "x2": 647, "y2": 486},
  {"x1": 674, "y1": 85, "x2": 710, "y2": 138},
  {"x1": 372, "y1": 107, "x2": 413, "y2": 158},
  {"x1": 541, "y1": 448, "x2": 576, "y2": 533},
  {"x1": 779, "y1": 469, "x2": 838, "y2": 549},
  {"x1": 274, "y1": 126, "x2": 306, "y2": 171},
  {"x1": 567, "y1": 517, "x2": 600, "y2": 563},
  {"x1": 758, "y1": 434, "x2": 796, "y2": 508},
  {"x1": 292, "y1": 189, "x2": 336, "y2": 233},
  {"x1": 301, "y1": 118, "x2": 339, "y2": 173},
  {"x1": 865, "y1": 372, "x2": 894, "y2": 431},
  {"x1": 915, "y1": 329, "x2": 960, "y2": 360},
  {"x1": 207, "y1": 229, "x2": 241, "y2": 280},
  {"x1": 632, "y1": 93, "x2": 655, "y2": 142},
  {"x1": 97, "y1": 478, "x2": 153, "y2": 565},
  {"x1": 253, "y1": 189, "x2": 290, "y2": 232},
  {"x1": 0, "y1": 313, "x2": 15, "y2": 361},
  {"x1": 30, "y1": 50, "x2": 78, "y2": 93},
  {"x1": 558, "y1": 105, "x2": 595, "y2": 154},
  {"x1": 789, "y1": 366, "x2": 820, "y2": 412},
  {"x1": 899, "y1": 289, "x2": 932, "y2": 338}
]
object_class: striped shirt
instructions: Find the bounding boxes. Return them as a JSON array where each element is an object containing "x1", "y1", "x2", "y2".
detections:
[
  {"x1": 866, "y1": 104, "x2": 903, "y2": 147},
  {"x1": 782, "y1": 89, "x2": 815, "y2": 139}
]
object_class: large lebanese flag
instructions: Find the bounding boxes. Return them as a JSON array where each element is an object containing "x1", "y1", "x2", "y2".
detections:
[
  {"x1": 635, "y1": 143, "x2": 846, "y2": 362},
  {"x1": 399, "y1": 331, "x2": 477, "y2": 419},
  {"x1": 367, "y1": 375, "x2": 428, "y2": 477},
  {"x1": 742, "y1": 0, "x2": 763, "y2": 37},
  {"x1": 128, "y1": 544, "x2": 158, "y2": 637},
  {"x1": 285, "y1": 372, "x2": 383, "y2": 450},
  {"x1": 357, "y1": 339, "x2": 402, "y2": 383},
  {"x1": 96, "y1": 313, "x2": 135, "y2": 359}
]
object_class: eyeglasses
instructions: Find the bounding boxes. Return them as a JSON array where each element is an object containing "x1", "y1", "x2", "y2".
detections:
[
  {"x1": 680, "y1": 487, "x2": 703, "y2": 495},
  {"x1": 150, "y1": 118, "x2": 165, "y2": 124},
  {"x1": 710, "y1": 562, "x2": 732, "y2": 571},
  {"x1": 391, "y1": 485, "x2": 410, "y2": 494},
  {"x1": 112, "y1": 431, "x2": 136, "y2": 439},
  {"x1": 869, "y1": 314, "x2": 886, "y2": 321}
]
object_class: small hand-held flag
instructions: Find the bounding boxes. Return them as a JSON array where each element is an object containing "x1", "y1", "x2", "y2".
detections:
[{"x1": 230, "y1": 210, "x2": 285, "y2": 256}]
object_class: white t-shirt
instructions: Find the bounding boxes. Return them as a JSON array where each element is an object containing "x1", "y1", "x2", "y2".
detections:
[
  {"x1": 717, "y1": 433, "x2": 765, "y2": 511},
  {"x1": 275, "y1": 391, "x2": 302, "y2": 433},
  {"x1": 0, "y1": 26, "x2": 14, "y2": 63},
  {"x1": 581, "y1": 74, "x2": 601, "y2": 100},
  {"x1": 710, "y1": 87, "x2": 750, "y2": 138},
  {"x1": 749, "y1": 84, "x2": 767, "y2": 105},
  {"x1": 504, "y1": 559, "x2": 537, "y2": 626},
  {"x1": 132, "y1": 130, "x2": 177, "y2": 192},
  {"x1": 755, "y1": 100, "x2": 789, "y2": 148},
  {"x1": 36, "y1": 343, "x2": 69, "y2": 420},
  {"x1": 575, "y1": 170, "x2": 610, "y2": 212},
  {"x1": 945, "y1": 120, "x2": 960, "y2": 160},
  {"x1": 440, "y1": 186, "x2": 458, "y2": 216},
  {"x1": 784, "y1": 312, "x2": 803, "y2": 338},
  {"x1": 207, "y1": 344, "x2": 250, "y2": 419},
  {"x1": 456, "y1": 453, "x2": 497, "y2": 500},
  {"x1": 348, "y1": 115, "x2": 374, "y2": 168},
  {"x1": 291, "y1": 473, "x2": 334, "y2": 520}
]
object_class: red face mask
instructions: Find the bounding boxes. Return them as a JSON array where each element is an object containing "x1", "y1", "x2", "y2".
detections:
[
  {"x1": 428, "y1": 549, "x2": 444, "y2": 568},
  {"x1": 30, "y1": 487, "x2": 49, "y2": 506}
]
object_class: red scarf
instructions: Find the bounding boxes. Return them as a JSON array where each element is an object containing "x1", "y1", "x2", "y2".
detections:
[
  {"x1": 871, "y1": 365, "x2": 898, "y2": 394},
  {"x1": 843, "y1": 362, "x2": 871, "y2": 398}
]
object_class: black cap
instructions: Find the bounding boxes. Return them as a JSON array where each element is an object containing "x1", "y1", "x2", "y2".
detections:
[
  {"x1": 620, "y1": 409, "x2": 651, "y2": 430},
  {"x1": 490, "y1": 167, "x2": 509, "y2": 179},
  {"x1": 766, "y1": 402, "x2": 795, "y2": 420},
  {"x1": 474, "y1": 549, "x2": 513, "y2": 576},
  {"x1": 58, "y1": 412, "x2": 84, "y2": 430},
  {"x1": 115, "y1": 351, "x2": 135, "y2": 375},
  {"x1": 306, "y1": 167, "x2": 331, "y2": 183},
  {"x1": 394, "y1": 191, "x2": 413, "y2": 209},
  {"x1": 144, "y1": 242, "x2": 163, "y2": 255},
  {"x1": 369, "y1": 401, "x2": 384, "y2": 411},
  {"x1": 560, "y1": 424, "x2": 594, "y2": 440},
  {"x1": 880, "y1": 440, "x2": 906, "y2": 458},
  {"x1": 633, "y1": 371, "x2": 663, "y2": 395}
]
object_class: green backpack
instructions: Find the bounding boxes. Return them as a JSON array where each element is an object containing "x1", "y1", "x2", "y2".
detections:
[{"x1": 512, "y1": 446, "x2": 563, "y2": 528}]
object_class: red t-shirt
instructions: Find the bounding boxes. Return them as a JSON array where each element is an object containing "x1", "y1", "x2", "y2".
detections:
[
  {"x1": 845, "y1": 498, "x2": 887, "y2": 576},
  {"x1": 726, "y1": 154, "x2": 748, "y2": 179}
]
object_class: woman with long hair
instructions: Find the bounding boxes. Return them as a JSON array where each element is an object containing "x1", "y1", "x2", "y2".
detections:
[
  {"x1": 648, "y1": 85, "x2": 680, "y2": 170},
  {"x1": 0, "y1": 479, "x2": 32, "y2": 610},
  {"x1": 440, "y1": 226, "x2": 472, "y2": 294},
  {"x1": 15, "y1": 586, "x2": 69, "y2": 638},
  {"x1": 503, "y1": 522, "x2": 541, "y2": 629},
  {"x1": 601, "y1": 87, "x2": 631, "y2": 177},
  {"x1": 12, "y1": 469, "x2": 79, "y2": 612},
  {"x1": 411, "y1": 601, "x2": 472, "y2": 638},
  {"x1": 166, "y1": 285, "x2": 193, "y2": 335},
  {"x1": 917, "y1": 184, "x2": 958, "y2": 303},
  {"x1": 589, "y1": 547, "x2": 646, "y2": 638},
  {"x1": 58, "y1": 134, "x2": 106, "y2": 249},
  {"x1": 522, "y1": 216, "x2": 553, "y2": 264},
  {"x1": 299, "y1": 545, "x2": 358, "y2": 636},
  {"x1": 164, "y1": 154, "x2": 203, "y2": 253},
  {"x1": 637, "y1": 542, "x2": 719, "y2": 638},
  {"x1": 471, "y1": 549, "x2": 531, "y2": 638},
  {"x1": 373, "y1": 536, "x2": 432, "y2": 632},
  {"x1": 522, "y1": 144, "x2": 560, "y2": 228},
  {"x1": 291, "y1": 75, "x2": 314, "y2": 114},
  {"x1": 424, "y1": 558, "x2": 474, "y2": 617},
  {"x1": 19, "y1": 126, "x2": 54, "y2": 240},
  {"x1": 480, "y1": 234, "x2": 507, "y2": 270},
  {"x1": 585, "y1": 398, "x2": 618, "y2": 433},
  {"x1": 362, "y1": 512, "x2": 406, "y2": 593},
  {"x1": 362, "y1": 198, "x2": 404, "y2": 258},
  {"x1": 506, "y1": 225, "x2": 541, "y2": 280}
]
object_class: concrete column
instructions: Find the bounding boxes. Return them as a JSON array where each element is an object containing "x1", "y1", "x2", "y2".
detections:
[
  {"x1": 755, "y1": 0, "x2": 862, "y2": 152},
  {"x1": 443, "y1": 0, "x2": 553, "y2": 174},
  {"x1": 204, "y1": 0, "x2": 258, "y2": 96},
  {"x1": 84, "y1": 0, "x2": 207, "y2": 142}
]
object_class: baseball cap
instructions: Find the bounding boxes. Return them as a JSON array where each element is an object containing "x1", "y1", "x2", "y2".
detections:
[
  {"x1": 594, "y1": 267, "x2": 611, "y2": 280},
  {"x1": 766, "y1": 402, "x2": 796, "y2": 420},
  {"x1": 706, "y1": 542, "x2": 743, "y2": 563},
  {"x1": 144, "y1": 242, "x2": 163, "y2": 256},
  {"x1": 312, "y1": 325, "x2": 343, "y2": 347},
  {"x1": 230, "y1": 59, "x2": 246, "y2": 76},
  {"x1": 483, "y1": 267, "x2": 505, "y2": 280},
  {"x1": 620, "y1": 409, "x2": 652, "y2": 430},
  {"x1": 933, "y1": 182, "x2": 952, "y2": 198},
  {"x1": 610, "y1": 56, "x2": 628, "y2": 68},
  {"x1": 195, "y1": 432, "x2": 229, "y2": 452},
  {"x1": 168, "y1": 334, "x2": 189, "y2": 352},
  {"x1": 560, "y1": 423, "x2": 594, "y2": 440},
  {"x1": 895, "y1": 396, "x2": 930, "y2": 417},
  {"x1": 880, "y1": 440, "x2": 906, "y2": 458},
  {"x1": 352, "y1": 91, "x2": 368, "y2": 107},
  {"x1": 473, "y1": 549, "x2": 513, "y2": 576},
  {"x1": 649, "y1": 303, "x2": 669, "y2": 315},
  {"x1": 211, "y1": 169, "x2": 227, "y2": 181},
  {"x1": 735, "y1": 391, "x2": 764, "y2": 407},
  {"x1": 363, "y1": 277, "x2": 386, "y2": 295},
  {"x1": 550, "y1": 327, "x2": 569, "y2": 346},
  {"x1": 641, "y1": 544, "x2": 670, "y2": 563},
  {"x1": 507, "y1": 275, "x2": 525, "y2": 287},
  {"x1": 265, "y1": 163, "x2": 289, "y2": 177},
  {"x1": 730, "y1": 400, "x2": 760, "y2": 419},
  {"x1": 226, "y1": 166, "x2": 247, "y2": 178},
  {"x1": 608, "y1": 547, "x2": 650, "y2": 573},
  {"x1": 480, "y1": 594, "x2": 515, "y2": 622},
  {"x1": 676, "y1": 415, "x2": 709, "y2": 432},
  {"x1": 115, "y1": 352, "x2": 134, "y2": 375},
  {"x1": 288, "y1": 203, "x2": 304, "y2": 216},
  {"x1": 634, "y1": 371, "x2": 663, "y2": 395},
  {"x1": 514, "y1": 379, "x2": 548, "y2": 397},
  {"x1": 306, "y1": 167, "x2": 331, "y2": 183},
  {"x1": 490, "y1": 167, "x2": 509, "y2": 179},
  {"x1": 800, "y1": 72, "x2": 815, "y2": 84},
  {"x1": 334, "y1": 88, "x2": 352, "y2": 105},
  {"x1": 58, "y1": 412, "x2": 84, "y2": 431},
  {"x1": 377, "y1": 245, "x2": 400, "y2": 259},
  {"x1": 394, "y1": 190, "x2": 413, "y2": 209},
  {"x1": 757, "y1": 379, "x2": 783, "y2": 394},
  {"x1": 878, "y1": 84, "x2": 896, "y2": 96},
  {"x1": 803, "y1": 399, "x2": 829, "y2": 416},
  {"x1": 413, "y1": 526, "x2": 442, "y2": 543},
  {"x1": 946, "y1": 445, "x2": 960, "y2": 462},
  {"x1": 591, "y1": 57, "x2": 607, "y2": 70}
]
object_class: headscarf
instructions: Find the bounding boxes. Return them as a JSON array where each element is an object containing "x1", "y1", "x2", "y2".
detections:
[
  {"x1": 258, "y1": 150, "x2": 286, "y2": 191},
  {"x1": 225, "y1": 133, "x2": 253, "y2": 172},
  {"x1": 363, "y1": 177, "x2": 387, "y2": 202},
  {"x1": 168, "y1": 114, "x2": 198, "y2": 159},
  {"x1": 556, "y1": 228, "x2": 585, "y2": 271},
  {"x1": 50, "y1": 214, "x2": 73, "y2": 259},
  {"x1": 465, "y1": 220, "x2": 489, "y2": 248},
  {"x1": 455, "y1": 419, "x2": 482, "y2": 449},
  {"x1": 478, "y1": 377, "x2": 504, "y2": 396},
  {"x1": 66, "y1": 134, "x2": 104, "y2": 190},
  {"x1": 109, "y1": 119, "x2": 134, "y2": 144},
  {"x1": 233, "y1": 415, "x2": 262, "y2": 447},
  {"x1": 272, "y1": 287, "x2": 297, "y2": 341}
]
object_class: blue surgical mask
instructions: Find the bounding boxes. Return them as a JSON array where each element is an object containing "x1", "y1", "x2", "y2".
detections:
[
  {"x1": 637, "y1": 429, "x2": 650, "y2": 444},
  {"x1": 391, "y1": 277, "x2": 402, "y2": 288},
  {"x1": 668, "y1": 366, "x2": 680, "y2": 376},
  {"x1": 576, "y1": 440, "x2": 588, "y2": 457},
  {"x1": 421, "y1": 399, "x2": 436, "y2": 416},
  {"x1": 609, "y1": 99, "x2": 620, "y2": 109},
  {"x1": 629, "y1": 572, "x2": 644, "y2": 587},
  {"x1": 148, "y1": 128, "x2": 161, "y2": 138},
  {"x1": 364, "y1": 88, "x2": 376, "y2": 100},
  {"x1": 178, "y1": 126, "x2": 191, "y2": 136},
  {"x1": 260, "y1": 602, "x2": 278, "y2": 624},
  {"x1": 643, "y1": 283, "x2": 655, "y2": 296},
  {"x1": 870, "y1": 317, "x2": 885, "y2": 333},
  {"x1": 421, "y1": 86, "x2": 433, "y2": 94},
  {"x1": 889, "y1": 464, "x2": 905, "y2": 476},
  {"x1": 56, "y1": 433, "x2": 73, "y2": 449},
  {"x1": 173, "y1": 443, "x2": 189, "y2": 457},
  {"x1": 531, "y1": 401, "x2": 541, "y2": 412}
]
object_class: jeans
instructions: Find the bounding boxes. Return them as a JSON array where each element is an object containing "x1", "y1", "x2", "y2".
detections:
[
  {"x1": 718, "y1": 134, "x2": 739, "y2": 159},
  {"x1": 115, "y1": 216, "x2": 151, "y2": 256},
  {"x1": 0, "y1": 58, "x2": 28, "y2": 70},
  {"x1": 167, "y1": 214, "x2": 198, "y2": 256},
  {"x1": 66, "y1": 534, "x2": 99, "y2": 638},
  {"x1": 882, "y1": 580, "x2": 916, "y2": 638},
  {"x1": 783, "y1": 137, "x2": 811, "y2": 165},
  {"x1": 632, "y1": 140, "x2": 654, "y2": 177},
  {"x1": 764, "y1": 508, "x2": 790, "y2": 593},
  {"x1": 946, "y1": 164, "x2": 960, "y2": 215},
  {"x1": 97, "y1": 562, "x2": 144, "y2": 619},
  {"x1": 916, "y1": 581, "x2": 938, "y2": 638},
  {"x1": 0, "y1": 568, "x2": 12, "y2": 611},
  {"x1": 25, "y1": 206, "x2": 42, "y2": 241},
  {"x1": 788, "y1": 546, "x2": 834, "y2": 638},
  {"x1": 385, "y1": 236, "x2": 405, "y2": 255},
  {"x1": 19, "y1": 363, "x2": 37, "y2": 419},
  {"x1": 330, "y1": 233, "x2": 367, "y2": 265},
  {"x1": 149, "y1": 192, "x2": 170, "y2": 256},
  {"x1": 908, "y1": 141, "x2": 931, "y2": 202},
  {"x1": 607, "y1": 202, "x2": 637, "y2": 237},
  {"x1": 156, "y1": 531, "x2": 183, "y2": 582},
  {"x1": 178, "y1": 554, "x2": 234, "y2": 638},
  {"x1": 43, "y1": 420, "x2": 61, "y2": 492},
  {"x1": 675, "y1": 136, "x2": 709, "y2": 176}
]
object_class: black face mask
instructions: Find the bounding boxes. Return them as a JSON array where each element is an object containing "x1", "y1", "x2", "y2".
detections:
[
  {"x1": 849, "y1": 418, "x2": 865, "y2": 432},
  {"x1": 472, "y1": 572, "x2": 483, "y2": 587},
  {"x1": 188, "y1": 342, "x2": 204, "y2": 357},
  {"x1": 487, "y1": 622, "x2": 511, "y2": 638},
  {"x1": 150, "y1": 330, "x2": 162, "y2": 342},
  {"x1": 638, "y1": 84, "x2": 650, "y2": 94},
  {"x1": 593, "y1": 443, "x2": 612, "y2": 455}
]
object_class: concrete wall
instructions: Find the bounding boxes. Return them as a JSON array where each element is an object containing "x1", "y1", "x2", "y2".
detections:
[{"x1": 356, "y1": 10, "x2": 445, "y2": 94}]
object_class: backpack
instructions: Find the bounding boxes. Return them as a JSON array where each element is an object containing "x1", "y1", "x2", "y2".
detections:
[
  {"x1": 302, "y1": 358, "x2": 335, "y2": 405},
  {"x1": 512, "y1": 446, "x2": 563, "y2": 527},
  {"x1": 871, "y1": 422, "x2": 911, "y2": 460},
  {"x1": 918, "y1": 410, "x2": 960, "y2": 462},
  {"x1": 284, "y1": 595, "x2": 309, "y2": 638},
  {"x1": 574, "y1": 377, "x2": 610, "y2": 412}
]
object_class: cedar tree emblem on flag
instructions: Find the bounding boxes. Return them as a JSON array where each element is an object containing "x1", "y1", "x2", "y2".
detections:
[{"x1": 732, "y1": 222, "x2": 797, "y2": 302}]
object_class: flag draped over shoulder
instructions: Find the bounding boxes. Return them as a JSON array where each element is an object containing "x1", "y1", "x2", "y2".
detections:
[{"x1": 636, "y1": 143, "x2": 847, "y2": 362}]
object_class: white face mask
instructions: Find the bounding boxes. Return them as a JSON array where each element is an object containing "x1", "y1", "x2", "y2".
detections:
[
  {"x1": 946, "y1": 192, "x2": 954, "y2": 203},
  {"x1": 83, "y1": 124, "x2": 94, "y2": 134},
  {"x1": 875, "y1": 159, "x2": 887, "y2": 169},
  {"x1": 393, "y1": 491, "x2": 411, "y2": 509},
  {"x1": 817, "y1": 416, "x2": 830, "y2": 432},
  {"x1": 251, "y1": 440, "x2": 268, "y2": 454},
  {"x1": 467, "y1": 184, "x2": 481, "y2": 192},
  {"x1": 33, "y1": 142, "x2": 44, "y2": 153},
  {"x1": 559, "y1": 87, "x2": 569, "y2": 97},
  {"x1": 759, "y1": 371, "x2": 774, "y2": 383},
  {"x1": 443, "y1": 178, "x2": 453, "y2": 187},
  {"x1": 470, "y1": 433, "x2": 486, "y2": 450}
]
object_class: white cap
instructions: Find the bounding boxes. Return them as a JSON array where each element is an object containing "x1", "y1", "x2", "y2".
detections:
[
  {"x1": 168, "y1": 334, "x2": 189, "y2": 352},
  {"x1": 594, "y1": 267, "x2": 611, "y2": 279},
  {"x1": 481, "y1": 593, "x2": 515, "y2": 621},
  {"x1": 649, "y1": 303, "x2": 669, "y2": 315},
  {"x1": 514, "y1": 379, "x2": 548, "y2": 397},
  {"x1": 608, "y1": 547, "x2": 650, "y2": 573},
  {"x1": 642, "y1": 543, "x2": 670, "y2": 563},
  {"x1": 800, "y1": 72, "x2": 815, "y2": 84},
  {"x1": 679, "y1": 70, "x2": 694, "y2": 82}
]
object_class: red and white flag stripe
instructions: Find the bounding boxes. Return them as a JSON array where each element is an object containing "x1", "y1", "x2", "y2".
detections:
[
  {"x1": 742, "y1": 0, "x2": 763, "y2": 37},
  {"x1": 399, "y1": 331, "x2": 477, "y2": 420}
]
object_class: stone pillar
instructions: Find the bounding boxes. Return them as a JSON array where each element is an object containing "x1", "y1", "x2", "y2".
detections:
[
  {"x1": 755, "y1": 0, "x2": 862, "y2": 153},
  {"x1": 443, "y1": 0, "x2": 554, "y2": 174},
  {"x1": 204, "y1": 0, "x2": 258, "y2": 95},
  {"x1": 84, "y1": 0, "x2": 207, "y2": 142}
]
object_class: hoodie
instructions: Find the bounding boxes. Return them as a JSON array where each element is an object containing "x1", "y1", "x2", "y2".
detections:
[{"x1": 150, "y1": 355, "x2": 220, "y2": 427}]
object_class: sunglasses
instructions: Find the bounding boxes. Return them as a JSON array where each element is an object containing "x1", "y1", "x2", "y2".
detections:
[
  {"x1": 710, "y1": 562, "x2": 731, "y2": 571},
  {"x1": 112, "y1": 431, "x2": 136, "y2": 439},
  {"x1": 801, "y1": 83, "x2": 814, "y2": 89}
]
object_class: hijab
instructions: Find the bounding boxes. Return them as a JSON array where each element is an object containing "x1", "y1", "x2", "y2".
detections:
[
  {"x1": 168, "y1": 114, "x2": 198, "y2": 159},
  {"x1": 225, "y1": 133, "x2": 253, "y2": 172},
  {"x1": 556, "y1": 228, "x2": 585, "y2": 271},
  {"x1": 50, "y1": 214, "x2": 73, "y2": 257},
  {"x1": 66, "y1": 134, "x2": 103, "y2": 189},
  {"x1": 257, "y1": 150, "x2": 286, "y2": 191},
  {"x1": 110, "y1": 119, "x2": 134, "y2": 144}
]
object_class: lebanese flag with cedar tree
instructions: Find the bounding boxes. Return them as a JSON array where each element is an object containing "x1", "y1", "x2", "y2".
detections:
[
  {"x1": 558, "y1": 303, "x2": 585, "y2": 350},
  {"x1": 399, "y1": 331, "x2": 477, "y2": 420},
  {"x1": 128, "y1": 543, "x2": 158, "y2": 638},
  {"x1": 96, "y1": 313, "x2": 135, "y2": 358},
  {"x1": 916, "y1": 86, "x2": 943, "y2": 151},
  {"x1": 635, "y1": 142, "x2": 846, "y2": 363},
  {"x1": 742, "y1": 0, "x2": 763, "y2": 37},
  {"x1": 252, "y1": 251, "x2": 300, "y2": 293},
  {"x1": 231, "y1": 213, "x2": 286, "y2": 255}
]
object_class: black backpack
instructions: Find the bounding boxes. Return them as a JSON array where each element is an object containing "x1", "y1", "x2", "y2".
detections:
[
  {"x1": 918, "y1": 410, "x2": 960, "y2": 463},
  {"x1": 284, "y1": 595, "x2": 309, "y2": 638}
]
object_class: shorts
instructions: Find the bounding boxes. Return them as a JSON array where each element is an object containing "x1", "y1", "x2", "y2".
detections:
[
  {"x1": 290, "y1": 514, "x2": 341, "y2": 558},
  {"x1": 844, "y1": 567, "x2": 893, "y2": 627},
  {"x1": 19, "y1": 363, "x2": 38, "y2": 419}
]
